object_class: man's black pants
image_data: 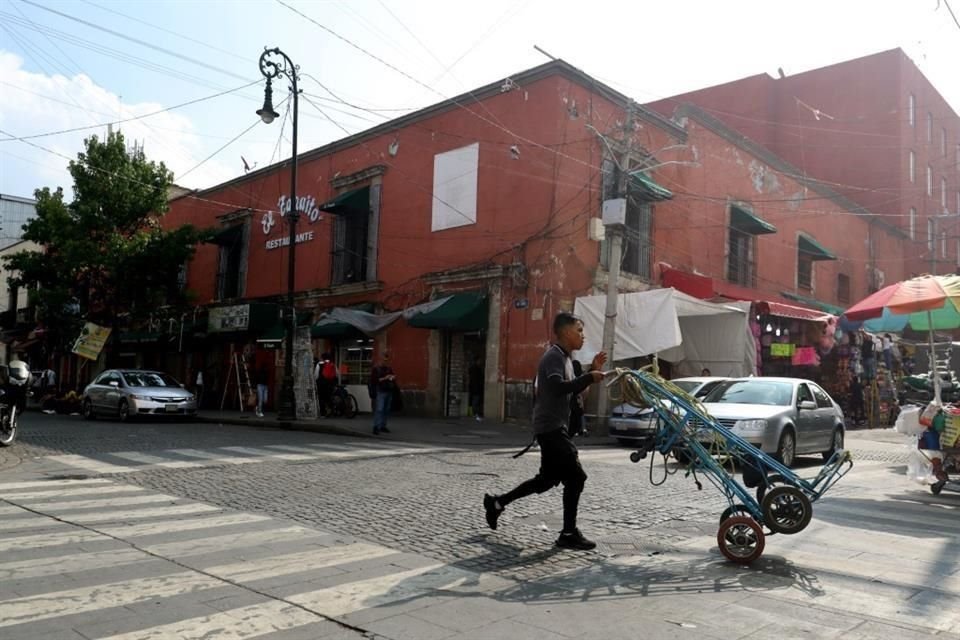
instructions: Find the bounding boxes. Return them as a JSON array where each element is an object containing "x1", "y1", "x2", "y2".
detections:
[{"x1": 500, "y1": 428, "x2": 587, "y2": 532}]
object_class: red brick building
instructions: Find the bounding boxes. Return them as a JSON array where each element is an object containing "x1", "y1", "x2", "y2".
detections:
[
  {"x1": 647, "y1": 48, "x2": 960, "y2": 281},
  {"x1": 159, "y1": 59, "x2": 906, "y2": 419}
]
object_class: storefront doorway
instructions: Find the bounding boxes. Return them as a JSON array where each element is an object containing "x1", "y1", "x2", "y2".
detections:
[{"x1": 442, "y1": 330, "x2": 486, "y2": 418}]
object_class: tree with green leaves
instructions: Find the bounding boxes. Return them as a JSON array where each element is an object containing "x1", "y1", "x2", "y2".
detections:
[{"x1": 4, "y1": 131, "x2": 209, "y2": 355}]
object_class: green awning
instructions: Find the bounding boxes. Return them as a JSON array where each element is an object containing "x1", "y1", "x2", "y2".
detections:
[
  {"x1": 628, "y1": 170, "x2": 674, "y2": 202},
  {"x1": 731, "y1": 205, "x2": 777, "y2": 235},
  {"x1": 780, "y1": 291, "x2": 845, "y2": 315},
  {"x1": 257, "y1": 311, "x2": 313, "y2": 343},
  {"x1": 408, "y1": 293, "x2": 488, "y2": 331},
  {"x1": 319, "y1": 186, "x2": 370, "y2": 216},
  {"x1": 798, "y1": 233, "x2": 837, "y2": 261},
  {"x1": 256, "y1": 322, "x2": 285, "y2": 344},
  {"x1": 117, "y1": 331, "x2": 162, "y2": 344},
  {"x1": 310, "y1": 303, "x2": 374, "y2": 339}
]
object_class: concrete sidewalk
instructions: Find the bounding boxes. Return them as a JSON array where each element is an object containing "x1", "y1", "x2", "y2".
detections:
[{"x1": 194, "y1": 409, "x2": 615, "y2": 448}]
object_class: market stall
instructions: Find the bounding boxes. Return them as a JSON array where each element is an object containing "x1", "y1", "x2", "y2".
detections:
[{"x1": 574, "y1": 288, "x2": 756, "y2": 377}]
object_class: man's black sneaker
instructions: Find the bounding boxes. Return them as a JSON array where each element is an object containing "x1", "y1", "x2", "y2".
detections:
[
  {"x1": 556, "y1": 528, "x2": 597, "y2": 550},
  {"x1": 483, "y1": 494, "x2": 502, "y2": 530}
]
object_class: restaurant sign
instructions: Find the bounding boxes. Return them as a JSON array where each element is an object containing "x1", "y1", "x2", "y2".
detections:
[{"x1": 261, "y1": 194, "x2": 322, "y2": 250}]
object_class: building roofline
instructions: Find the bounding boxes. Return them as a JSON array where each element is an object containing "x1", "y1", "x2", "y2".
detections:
[
  {"x1": 177, "y1": 59, "x2": 687, "y2": 203},
  {"x1": 0, "y1": 194, "x2": 37, "y2": 205},
  {"x1": 674, "y1": 103, "x2": 906, "y2": 238}
]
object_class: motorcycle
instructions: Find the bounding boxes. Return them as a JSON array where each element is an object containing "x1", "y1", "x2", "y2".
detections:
[{"x1": 0, "y1": 360, "x2": 31, "y2": 447}]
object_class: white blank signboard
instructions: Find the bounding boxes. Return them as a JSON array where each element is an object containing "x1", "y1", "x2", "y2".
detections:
[{"x1": 432, "y1": 142, "x2": 479, "y2": 231}]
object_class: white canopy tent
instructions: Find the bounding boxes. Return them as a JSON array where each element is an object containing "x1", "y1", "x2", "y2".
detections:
[{"x1": 574, "y1": 288, "x2": 756, "y2": 377}]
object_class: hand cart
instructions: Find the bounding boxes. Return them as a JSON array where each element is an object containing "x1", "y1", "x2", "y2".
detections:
[{"x1": 606, "y1": 368, "x2": 853, "y2": 564}]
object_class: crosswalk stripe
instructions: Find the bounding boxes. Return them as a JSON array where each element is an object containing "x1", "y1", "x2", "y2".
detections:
[
  {"x1": 63, "y1": 503, "x2": 222, "y2": 524},
  {"x1": 289, "y1": 563, "x2": 473, "y2": 617},
  {"x1": 205, "y1": 543, "x2": 397, "y2": 583},
  {"x1": 43, "y1": 454, "x2": 138, "y2": 475},
  {"x1": 97, "y1": 600, "x2": 320, "y2": 640},
  {"x1": 164, "y1": 448, "x2": 262, "y2": 465},
  {"x1": 97, "y1": 512, "x2": 273, "y2": 539},
  {"x1": 0, "y1": 478, "x2": 113, "y2": 491},
  {"x1": 0, "y1": 571, "x2": 221, "y2": 628},
  {"x1": 2, "y1": 486, "x2": 147, "y2": 500},
  {"x1": 14, "y1": 493, "x2": 180, "y2": 512},
  {"x1": 108, "y1": 451, "x2": 208, "y2": 469},
  {"x1": 140, "y1": 526, "x2": 326, "y2": 559},
  {"x1": 0, "y1": 529, "x2": 104, "y2": 553},
  {"x1": 219, "y1": 446, "x2": 316, "y2": 461},
  {"x1": 0, "y1": 548, "x2": 148, "y2": 581},
  {"x1": 0, "y1": 515, "x2": 51, "y2": 532}
]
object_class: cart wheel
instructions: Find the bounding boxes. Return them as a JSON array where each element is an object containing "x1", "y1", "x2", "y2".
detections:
[
  {"x1": 719, "y1": 505, "x2": 750, "y2": 525},
  {"x1": 717, "y1": 515, "x2": 765, "y2": 564},
  {"x1": 931, "y1": 480, "x2": 946, "y2": 496},
  {"x1": 756, "y1": 473, "x2": 787, "y2": 504},
  {"x1": 761, "y1": 486, "x2": 813, "y2": 535}
]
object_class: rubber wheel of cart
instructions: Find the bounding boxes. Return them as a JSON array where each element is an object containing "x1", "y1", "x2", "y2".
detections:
[
  {"x1": 931, "y1": 480, "x2": 946, "y2": 496},
  {"x1": 673, "y1": 448, "x2": 693, "y2": 465},
  {"x1": 717, "y1": 515, "x2": 765, "y2": 564},
  {"x1": 761, "y1": 486, "x2": 813, "y2": 535},
  {"x1": 756, "y1": 473, "x2": 787, "y2": 504},
  {"x1": 719, "y1": 505, "x2": 751, "y2": 525}
]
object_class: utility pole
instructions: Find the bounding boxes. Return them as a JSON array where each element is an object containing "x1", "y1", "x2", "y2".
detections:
[{"x1": 594, "y1": 103, "x2": 634, "y2": 434}]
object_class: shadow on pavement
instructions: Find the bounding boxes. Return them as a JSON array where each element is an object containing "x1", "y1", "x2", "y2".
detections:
[{"x1": 814, "y1": 494, "x2": 960, "y2": 538}]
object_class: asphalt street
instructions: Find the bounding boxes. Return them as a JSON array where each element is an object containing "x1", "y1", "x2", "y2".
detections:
[{"x1": 0, "y1": 412, "x2": 958, "y2": 639}]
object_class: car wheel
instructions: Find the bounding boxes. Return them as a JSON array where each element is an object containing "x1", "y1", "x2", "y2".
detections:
[
  {"x1": 118, "y1": 399, "x2": 130, "y2": 422},
  {"x1": 82, "y1": 399, "x2": 96, "y2": 420},
  {"x1": 775, "y1": 429, "x2": 796, "y2": 467},
  {"x1": 822, "y1": 427, "x2": 844, "y2": 462}
]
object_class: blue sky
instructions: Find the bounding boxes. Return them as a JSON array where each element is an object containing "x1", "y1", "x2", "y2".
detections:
[{"x1": 2, "y1": 0, "x2": 960, "y2": 202}]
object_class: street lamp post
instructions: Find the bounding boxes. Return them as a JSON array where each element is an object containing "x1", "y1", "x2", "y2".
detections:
[{"x1": 257, "y1": 47, "x2": 299, "y2": 421}]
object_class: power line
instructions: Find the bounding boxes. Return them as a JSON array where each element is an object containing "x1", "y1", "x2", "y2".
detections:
[
  {"x1": 18, "y1": 0, "x2": 249, "y2": 82},
  {"x1": 944, "y1": 0, "x2": 960, "y2": 30},
  {"x1": 0, "y1": 80, "x2": 260, "y2": 143},
  {"x1": 77, "y1": 0, "x2": 249, "y2": 63}
]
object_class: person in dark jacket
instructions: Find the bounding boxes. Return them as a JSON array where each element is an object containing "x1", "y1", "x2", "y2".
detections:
[
  {"x1": 483, "y1": 312, "x2": 607, "y2": 550},
  {"x1": 370, "y1": 352, "x2": 396, "y2": 435},
  {"x1": 468, "y1": 355, "x2": 484, "y2": 421},
  {"x1": 569, "y1": 359, "x2": 586, "y2": 436}
]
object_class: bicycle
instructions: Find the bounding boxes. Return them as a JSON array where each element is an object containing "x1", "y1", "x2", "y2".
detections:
[{"x1": 322, "y1": 383, "x2": 358, "y2": 419}]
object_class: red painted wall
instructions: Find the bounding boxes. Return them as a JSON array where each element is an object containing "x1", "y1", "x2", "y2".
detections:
[
  {"x1": 647, "y1": 48, "x2": 960, "y2": 279},
  {"x1": 162, "y1": 60, "x2": 913, "y2": 402}
]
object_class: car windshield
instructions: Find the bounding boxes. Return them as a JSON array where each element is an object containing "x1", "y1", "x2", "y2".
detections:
[
  {"x1": 706, "y1": 380, "x2": 793, "y2": 406},
  {"x1": 122, "y1": 372, "x2": 181, "y2": 388},
  {"x1": 673, "y1": 381, "x2": 701, "y2": 394}
]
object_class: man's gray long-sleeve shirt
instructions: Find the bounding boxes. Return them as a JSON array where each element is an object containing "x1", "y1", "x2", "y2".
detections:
[{"x1": 533, "y1": 345, "x2": 594, "y2": 435}]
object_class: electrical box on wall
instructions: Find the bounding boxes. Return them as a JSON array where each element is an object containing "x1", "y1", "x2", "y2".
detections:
[
  {"x1": 601, "y1": 198, "x2": 626, "y2": 226},
  {"x1": 588, "y1": 218, "x2": 605, "y2": 241}
]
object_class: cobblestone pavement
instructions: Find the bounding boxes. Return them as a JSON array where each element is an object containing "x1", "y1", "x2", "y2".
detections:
[{"x1": 4, "y1": 413, "x2": 959, "y2": 638}]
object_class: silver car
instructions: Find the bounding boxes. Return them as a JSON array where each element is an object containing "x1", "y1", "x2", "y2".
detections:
[
  {"x1": 82, "y1": 369, "x2": 197, "y2": 421},
  {"x1": 609, "y1": 377, "x2": 728, "y2": 446},
  {"x1": 698, "y1": 377, "x2": 845, "y2": 467}
]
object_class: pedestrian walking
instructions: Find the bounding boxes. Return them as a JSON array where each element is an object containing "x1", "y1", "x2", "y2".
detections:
[
  {"x1": 483, "y1": 312, "x2": 607, "y2": 551},
  {"x1": 195, "y1": 369, "x2": 205, "y2": 409},
  {"x1": 849, "y1": 374, "x2": 865, "y2": 426},
  {"x1": 254, "y1": 364, "x2": 269, "y2": 417},
  {"x1": 370, "y1": 351, "x2": 396, "y2": 435},
  {"x1": 569, "y1": 359, "x2": 587, "y2": 436},
  {"x1": 468, "y1": 355, "x2": 484, "y2": 421},
  {"x1": 316, "y1": 353, "x2": 337, "y2": 416},
  {"x1": 882, "y1": 333, "x2": 894, "y2": 371}
]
